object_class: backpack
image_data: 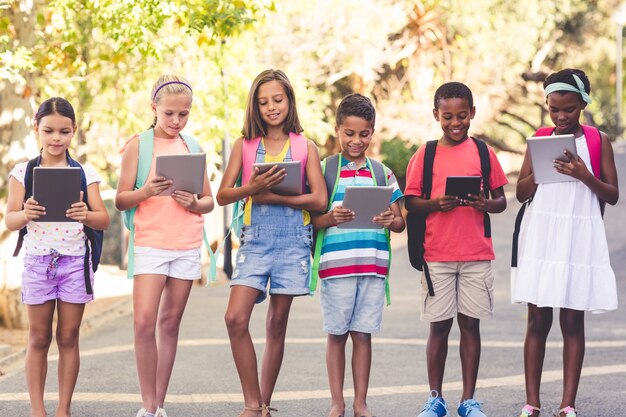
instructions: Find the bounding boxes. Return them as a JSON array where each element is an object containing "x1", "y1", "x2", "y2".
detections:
[
  {"x1": 122, "y1": 128, "x2": 217, "y2": 280},
  {"x1": 511, "y1": 125, "x2": 602, "y2": 267},
  {"x1": 309, "y1": 154, "x2": 393, "y2": 305},
  {"x1": 406, "y1": 138, "x2": 492, "y2": 296},
  {"x1": 13, "y1": 152, "x2": 104, "y2": 295},
  {"x1": 230, "y1": 133, "x2": 309, "y2": 238}
]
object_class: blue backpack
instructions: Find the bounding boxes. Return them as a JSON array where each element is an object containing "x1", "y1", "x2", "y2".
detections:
[
  {"x1": 13, "y1": 152, "x2": 104, "y2": 295},
  {"x1": 122, "y1": 129, "x2": 217, "y2": 280}
]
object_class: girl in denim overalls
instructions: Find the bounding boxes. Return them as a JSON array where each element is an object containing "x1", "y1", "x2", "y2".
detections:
[{"x1": 217, "y1": 69, "x2": 326, "y2": 417}]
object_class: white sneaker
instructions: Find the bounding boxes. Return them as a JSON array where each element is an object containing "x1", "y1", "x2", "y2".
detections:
[
  {"x1": 156, "y1": 407, "x2": 168, "y2": 417},
  {"x1": 136, "y1": 408, "x2": 158, "y2": 417},
  {"x1": 136, "y1": 409, "x2": 147, "y2": 417}
]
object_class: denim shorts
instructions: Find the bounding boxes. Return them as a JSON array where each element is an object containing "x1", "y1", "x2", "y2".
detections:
[
  {"x1": 231, "y1": 223, "x2": 312, "y2": 304},
  {"x1": 320, "y1": 276, "x2": 386, "y2": 335},
  {"x1": 134, "y1": 246, "x2": 202, "y2": 280},
  {"x1": 22, "y1": 253, "x2": 94, "y2": 305}
]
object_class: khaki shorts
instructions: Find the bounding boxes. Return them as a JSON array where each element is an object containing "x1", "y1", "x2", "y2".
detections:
[{"x1": 420, "y1": 261, "x2": 494, "y2": 322}]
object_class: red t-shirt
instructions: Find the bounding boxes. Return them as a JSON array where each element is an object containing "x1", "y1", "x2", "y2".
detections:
[{"x1": 405, "y1": 139, "x2": 508, "y2": 262}]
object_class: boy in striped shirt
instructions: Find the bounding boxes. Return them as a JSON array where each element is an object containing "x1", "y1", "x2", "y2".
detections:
[{"x1": 311, "y1": 93, "x2": 405, "y2": 417}]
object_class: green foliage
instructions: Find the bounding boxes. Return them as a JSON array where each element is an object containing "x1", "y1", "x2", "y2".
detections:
[{"x1": 380, "y1": 137, "x2": 418, "y2": 182}]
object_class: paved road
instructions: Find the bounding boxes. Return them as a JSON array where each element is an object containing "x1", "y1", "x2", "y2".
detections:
[{"x1": 1, "y1": 143, "x2": 625, "y2": 417}]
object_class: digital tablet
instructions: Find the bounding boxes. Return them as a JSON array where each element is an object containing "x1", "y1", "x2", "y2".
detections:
[
  {"x1": 338, "y1": 186, "x2": 394, "y2": 229},
  {"x1": 527, "y1": 134, "x2": 578, "y2": 184},
  {"x1": 252, "y1": 160, "x2": 302, "y2": 195},
  {"x1": 445, "y1": 176, "x2": 481, "y2": 204},
  {"x1": 33, "y1": 167, "x2": 82, "y2": 222},
  {"x1": 155, "y1": 153, "x2": 206, "y2": 196}
]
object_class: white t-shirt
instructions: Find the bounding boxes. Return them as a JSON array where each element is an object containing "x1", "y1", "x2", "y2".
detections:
[{"x1": 9, "y1": 161, "x2": 102, "y2": 256}]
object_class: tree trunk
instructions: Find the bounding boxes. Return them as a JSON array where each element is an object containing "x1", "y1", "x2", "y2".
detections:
[{"x1": 0, "y1": 0, "x2": 38, "y2": 329}]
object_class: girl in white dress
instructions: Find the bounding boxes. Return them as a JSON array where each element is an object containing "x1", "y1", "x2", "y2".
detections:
[{"x1": 511, "y1": 69, "x2": 619, "y2": 417}]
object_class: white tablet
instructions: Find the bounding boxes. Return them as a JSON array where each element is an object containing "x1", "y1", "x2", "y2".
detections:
[
  {"x1": 33, "y1": 167, "x2": 82, "y2": 222},
  {"x1": 155, "y1": 153, "x2": 206, "y2": 196},
  {"x1": 338, "y1": 186, "x2": 394, "y2": 229},
  {"x1": 252, "y1": 160, "x2": 302, "y2": 195},
  {"x1": 527, "y1": 134, "x2": 578, "y2": 184}
]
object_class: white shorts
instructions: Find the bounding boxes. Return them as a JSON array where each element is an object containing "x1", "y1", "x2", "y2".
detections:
[{"x1": 133, "y1": 246, "x2": 202, "y2": 280}]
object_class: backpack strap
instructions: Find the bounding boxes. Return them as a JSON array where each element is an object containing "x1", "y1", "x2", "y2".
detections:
[
  {"x1": 472, "y1": 137, "x2": 492, "y2": 238},
  {"x1": 12, "y1": 157, "x2": 41, "y2": 257},
  {"x1": 420, "y1": 140, "x2": 438, "y2": 296},
  {"x1": 288, "y1": 132, "x2": 308, "y2": 192},
  {"x1": 241, "y1": 136, "x2": 263, "y2": 187}
]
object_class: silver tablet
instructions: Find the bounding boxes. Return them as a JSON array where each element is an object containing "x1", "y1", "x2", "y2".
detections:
[
  {"x1": 252, "y1": 160, "x2": 302, "y2": 195},
  {"x1": 155, "y1": 153, "x2": 206, "y2": 196},
  {"x1": 33, "y1": 167, "x2": 82, "y2": 222},
  {"x1": 527, "y1": 134, "x2": 578, "y2": 184},
  {"x1": 338, "y1": 186, "x2": 394, "y2": 229}
]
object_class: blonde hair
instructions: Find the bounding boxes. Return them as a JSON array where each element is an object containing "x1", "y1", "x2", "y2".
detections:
[
  {"x1": 150, "y1": 74, "x2": 193, "y2": 128},
  {"x1": 242, "y1": 69, "x2": 303, "y2": 140}
]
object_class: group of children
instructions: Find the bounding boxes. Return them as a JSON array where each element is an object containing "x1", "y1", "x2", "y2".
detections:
[{"x1": 5, "y1": 67, "x2": 619, "y2": 417}]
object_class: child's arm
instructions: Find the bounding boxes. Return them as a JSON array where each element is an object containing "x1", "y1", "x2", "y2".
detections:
[
  {"x1": 216, "y1": 137, "x2": 287, "y2": 206},
  {"x1": 170, "y1": 146, "x2": 215, "y2": 214},
  {"x1": 115, "y1": 138, "x2": 174, "y2": 211},
  {"x1": 66, "y1": 185, "x2": 110, "y2": 230},
  {"x1": 4, "y1": 177, "x2": 45, "y2": 231},
  {"x1": 465, "y1": 187, "x2": 507, "y2": 213},
  {"x1": 516, "y1": 148, "x2": 538, "y2": 202},
  {"x1": 311, "y1": 207, "x2": 355, "y2": 230},
  {"x1": 251, "y1": 141, "x2": 328, "y2": 212},
  {"x1": 554, "y1": 132, "x2": 619, "y2": 205},
  {"x1": 372, "y1": 201, "x2": 405, "y2": 233}
]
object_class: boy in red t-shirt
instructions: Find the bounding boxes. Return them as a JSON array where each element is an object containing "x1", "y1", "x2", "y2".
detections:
[{"x1": 405, "y1": 82, "x2": 508, "y2": 417}]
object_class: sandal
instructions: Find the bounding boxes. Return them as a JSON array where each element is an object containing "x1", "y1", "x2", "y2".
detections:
[
  {"x1": 262, "y1": 404, "x2": 277, "y2": 417},
  {"x1": 559, "y1": 406, "x2": 577, "y2": 417},
  {"x1": 519, "y1": 404, "x2": 540, "y2": 417}
]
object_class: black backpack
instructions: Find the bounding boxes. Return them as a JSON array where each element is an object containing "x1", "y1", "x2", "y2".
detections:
[
  {"x1": 406, "y1": 138, "x2": 491, "y2": 296},
  {"x1": 13, "y1": 152, "x2": 104, "y2": 295}
]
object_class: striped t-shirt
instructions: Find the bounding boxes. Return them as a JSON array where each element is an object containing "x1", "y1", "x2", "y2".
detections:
[{"x1": 319, "y1": 157, "x2": 403, "y2": 280}]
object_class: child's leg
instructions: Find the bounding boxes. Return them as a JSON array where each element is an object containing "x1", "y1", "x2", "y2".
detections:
[
  {"x1": 326, "y1": 333, "x2": 349, "y2": 417},
  {"x1": 524, "y1": 304, "x2": 553, "y2": 409},
  {"x1": 559, "y1": 308, "x2": 584, "y2": 410},
  {"x1": 224, "y1": 285, "x2": 263, "y2": 413},
  {"x1": 260, "y1": 294, "x2": 294, "y2": 406},
  {"x1": 155, "y1": 277, "x2": 193, "y2": 407},
  {"x1": 426, "y1": 318, "x2": 454, "y2": 395},
  {"x1": 25, "y1": 301, "x2": 56, "y2": 417},
  {"x1": 133, "y1": 274, "x2": 168, "y2": 413},
  {"x1": 457, "y1": 313, "x2": 480, "y2": 401},
  {"x1": 54, "y1": 301, "x2": 86, "y2": 417},
  {"x1": 350, "y1": 331, "x2": 372, "y2": 417}
]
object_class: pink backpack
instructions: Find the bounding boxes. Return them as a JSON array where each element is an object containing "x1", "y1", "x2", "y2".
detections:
[
  {"x1": 534, "y1": 125, "x2": 602, "y2": 179},
  {"x1": 241, "y1": 132, "x2": 309, "y2": 191}
]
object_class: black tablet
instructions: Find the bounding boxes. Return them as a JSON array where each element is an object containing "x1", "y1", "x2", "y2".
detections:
[
  {"x1": 33, "y1": 167, "x2": 82, "y2": 222},
  {"x1": 445, "y1": 176, "x2": 481, "y2": 202}
]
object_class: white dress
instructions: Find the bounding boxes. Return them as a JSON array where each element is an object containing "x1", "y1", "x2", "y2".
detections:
[{"x1": 511, "y1": 134, "x2": 617, "y2": 313}]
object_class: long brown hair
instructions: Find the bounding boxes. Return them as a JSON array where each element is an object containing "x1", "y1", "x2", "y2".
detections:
[{"x1": 242, "y1": 69, "x2": 303, "y2": 140}]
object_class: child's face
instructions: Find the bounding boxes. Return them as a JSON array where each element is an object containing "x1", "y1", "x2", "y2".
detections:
[
  {"x1": 152, "y1": 93, "x2": 192, "y2": 139},
  {"x1": 257, "y1": 80, "x2": 289, "y2": 132},
  {"x1": 546, "y1": 92, "x2": 585, "y2": 135},
  {"x1": 433, "y1": 97, "x2": 475, "y2": 145},
  {"x1": 337, "y1": 116, "x2": 374, "y2": 162},
  {"x1": 35, "y1": 113, "x2": 75, "y2": 158}
]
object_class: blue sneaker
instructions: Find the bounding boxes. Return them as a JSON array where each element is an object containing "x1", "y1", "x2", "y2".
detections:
[
  {"x1": 417, "y1": 390, "x2": 448, "y2": 417},
  {"x1": 457, "y1": 398, "x2": 486, "y2": 417}
]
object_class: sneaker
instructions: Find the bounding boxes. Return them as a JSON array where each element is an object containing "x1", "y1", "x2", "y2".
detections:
[
  {"x1": 417, "y1": 390, "x2": 448, "y2": 417},
  {"x1": 519, "y1": 404, "x2": 540, "y2": 417},
  {"x1": 559, "y1": 407, "x2": 577, "y2": 417},
  {"x1": 156, "y1": 407, "x2": 168, "y2": 417},
  {"x1": 457, "y1": 399, "x2": 486, "y2": 417},
  {"x1": 136, "y1": 409, "x2": 156, "y2": 417}
]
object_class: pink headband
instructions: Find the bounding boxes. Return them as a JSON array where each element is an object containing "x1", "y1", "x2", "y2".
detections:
[{"x1": 152, "y1": 81, "x2": 193, "y2": 101}]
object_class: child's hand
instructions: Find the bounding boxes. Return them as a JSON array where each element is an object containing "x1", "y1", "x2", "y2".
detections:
[
  {"x1": 171, "y1": 190, "x2": 197, "y2": 210},
  {"x1": 465, "y1": 191, "x2": 488, "y2": 211},
  {"x1": 23, "y1": 197, "x2": 45, "y2": 221},
  {"x1": 554, "y1": 149, "x2": 592, "y2": 181},
  {"x1": 373, "y1": 207, "x2": 394, "y2": 227},
  {"x1": 143, "y1": 176, "x2": 173, "y2": 197},
  {"x1": 66, "y1": 191, "x2": 89, "y2": 222},
  {"x1": 434, "y1": 195, "x2": 460, "y2": 212},
  {"x1": 249, "y1": 166, "x2": 286, "y2": 195},
  {"x1": 329, "y1": 206, "x2": 355, "y2": 226}
]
